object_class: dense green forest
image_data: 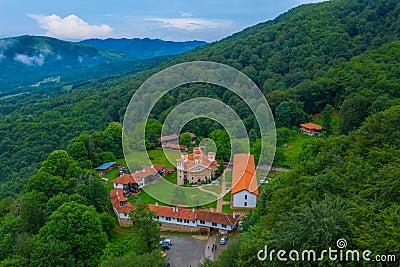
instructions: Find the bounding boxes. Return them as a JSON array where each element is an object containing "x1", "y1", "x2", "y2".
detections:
[
  {"x1": 2, "y1": 0, "x2": 399, "y2": 192},
  {"x1": 0, "y1": 0, "x2": 399, "y2": 265},
  {"x1": 203, "y1": 105, "x2": 400, "y2": 266}
]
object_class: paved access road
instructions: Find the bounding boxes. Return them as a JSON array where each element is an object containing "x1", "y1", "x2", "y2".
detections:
[{"x1": 163, "y1": 233, "x2": 208, "y2": 267}]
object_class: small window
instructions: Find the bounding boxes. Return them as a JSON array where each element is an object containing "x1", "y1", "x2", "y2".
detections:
[
  {"x1": 222, "y1": 224, "x2": 227, "y2": 228},
  {"x1": 244, "y1": 195, "x2": 247, "y2": 200},
  {"x1": 212, "y1": 222, "x2": 217, "y2": 227},
  {"x1": 115, "y1": 183, "x2": 118, "y2": 186},
  {"x1": 124, "y1": 213, "x2": 127, "y2": 216},
  {"x1": 200, "y1": 220, "x2": 205, "y2": 224},
  {"x1": 244, "y1": 202, "x2": 247, "y2": 207}
]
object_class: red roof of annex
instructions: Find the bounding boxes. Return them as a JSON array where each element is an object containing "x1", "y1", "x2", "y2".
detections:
[
  {"x1": 148, "y1": 204, "x2": 238, "y2": 226},
  {"x1": 300, "y1": 122, "x2": 322, "y2": 130}
]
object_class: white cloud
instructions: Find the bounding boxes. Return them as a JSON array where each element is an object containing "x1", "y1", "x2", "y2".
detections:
[
  {"x1": 14, "y1": 53, "x2": 45, "y2": 66},
  {"x1": 179, "y1": 12, "x2": 194, "y2": 17},
  {"x1": 147, "y1": 17, "x2": 233, "y2": 31},
  {"x1": 28, "y1": 14, "x2": 113, "y2": 39}
]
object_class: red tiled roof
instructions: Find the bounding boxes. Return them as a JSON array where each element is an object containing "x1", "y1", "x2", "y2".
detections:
[
  {"x1": 300, "y1": 122, "x2": 322, "y2": 130},
  {"x1": 177, "y1": 147, "x2": 217, "y2": 170},
  {"x1": 147, "y1": 205, "x2": 238, "y2": 226},
  {"x1": 152, "y1": 164, "x2": 167, "y2": 172},
  {"x1": 148, "y1": 204, "x2": 197, "y2": 220},
  {"x1": 158, "y1": 134, "x2": 179, "y2": 142},
  {"x1": 232, "y1": 154, "x2": 258, "y2": 196},
  {"x1": 112, "y1": 174, "x2": 137, "y2": 184},
  {"x1": 196, "y1": 210, "x2": 238, "y2": 226},
  {"x1": 110, "y1": 189, "x2": 133, "y2": 213},
  {"x1": 131, "y1": 166, "x2": 158, "y2": 181}
]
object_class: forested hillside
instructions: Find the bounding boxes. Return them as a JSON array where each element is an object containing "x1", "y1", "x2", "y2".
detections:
[
  {"x1": 1, "y1": 0, "x2": 399, "y2": 197},
  {"x1": 203, "y1": 105, "x2": 400, "y2": 267},
  {"x1": 0, "y1": 0, "x2": 400, "y2": 265}
]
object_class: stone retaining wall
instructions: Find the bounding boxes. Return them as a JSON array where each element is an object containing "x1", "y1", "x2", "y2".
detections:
[{"x1": 158, "y1": 222, "x2": 203, "y2": 232}]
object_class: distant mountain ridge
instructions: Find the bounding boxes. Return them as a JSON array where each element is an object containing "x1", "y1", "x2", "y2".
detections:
[
  {"x1": 0, "y1": 35, "x2": 204, "y2": 95},
  {"x1": 79, "y1": 38, "x2": 207, "y2": 59},
  {"x1": 0, "y1": 35, "x2": 137, "y2": 92}
]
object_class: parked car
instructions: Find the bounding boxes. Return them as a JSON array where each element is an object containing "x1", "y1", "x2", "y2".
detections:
[
  {"x1": 160, "y1": 239, "x2": 172, "y2": 250},
  {"x1": 260, "y1": 179, "x2": 268, "y2": 184},
  {"x1": 163, "y1": 239, "x2": 172, "y2": 246},
  {"x1": 160, "y1": 239, "x2": 172, "y2": 246},
  {"x1": 220, "y1": 236, "x2": 228, "y2": 245}
]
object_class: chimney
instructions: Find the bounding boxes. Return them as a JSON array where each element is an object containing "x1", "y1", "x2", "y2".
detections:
[
  {"x1": 155, "y1": 202, "x2": 158, "y2": 206},
  {"x1": 208, "y1": 152, "x2": 215, "y2": 162},
  {"x1": 192, "y1": 208, "x2": 195, "y2": 213}
]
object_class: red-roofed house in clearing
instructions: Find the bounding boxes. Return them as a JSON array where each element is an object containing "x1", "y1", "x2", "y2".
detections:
[
  {"x1": 148, "y1": 204, "x2": 238, "y2": 233},
  {"x1": 231, "y1": 154, "x2": 259, "y2": 208},
  {"x1": 112, "y1": 174, "x2": 140, "y2": 196},
  {"x1": 176, "y1": 147, "x2": 217, "y2": 185},
  {"x1": 300, "y1": 122, "x2": 323, "y2": 136},
  {"x1": 113, "y1": 165, "x2": 170, "y2": 192},
  {"x1": 110, "y1": 188, "x2": 134, "y2": 226},
  {"x1": 158, "y1": 134, "x2": 180, "y2": 147}
]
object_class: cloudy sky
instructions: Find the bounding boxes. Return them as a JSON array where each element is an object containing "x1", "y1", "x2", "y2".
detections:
[{"x1": 0, "y1": 0, "x2": 325, "y2": 42}]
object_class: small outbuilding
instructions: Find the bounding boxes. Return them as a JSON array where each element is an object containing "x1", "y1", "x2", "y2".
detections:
[{"x1": 95, "y1": 162, "x2": 117, "y2": 176}]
